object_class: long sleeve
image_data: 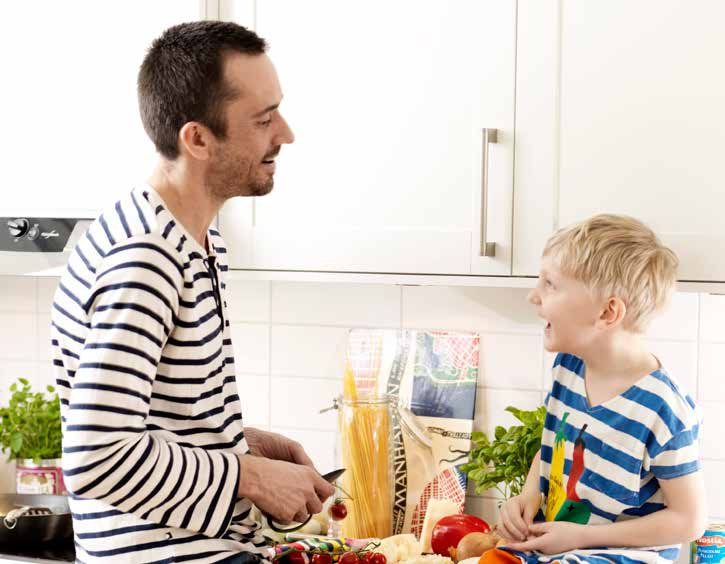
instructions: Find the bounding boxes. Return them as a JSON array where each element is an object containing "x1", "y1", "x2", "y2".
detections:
[{"x1": 60, "y1": 235, "x2": 240, "y2": 538}]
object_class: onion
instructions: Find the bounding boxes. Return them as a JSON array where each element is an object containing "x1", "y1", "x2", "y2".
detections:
[{"x1": 455, "y1": 532, "x2": 498, "y2": 562}]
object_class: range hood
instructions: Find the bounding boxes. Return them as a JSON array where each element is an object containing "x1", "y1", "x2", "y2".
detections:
[{"x1": 0, "y1": 215, "x2": 93, "y2": 276}]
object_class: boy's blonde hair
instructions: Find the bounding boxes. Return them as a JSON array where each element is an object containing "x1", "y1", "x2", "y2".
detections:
[{"x1": 543, "y1": 214, "x2": 678, "y2": 333}]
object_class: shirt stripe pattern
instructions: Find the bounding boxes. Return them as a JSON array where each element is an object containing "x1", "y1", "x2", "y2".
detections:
[
  {"x1": 52, "y1": 187, "x2": 268, "y2": 563},
  {"x1": 510, "y1": 352, "x2": 701, "y2": 564}
]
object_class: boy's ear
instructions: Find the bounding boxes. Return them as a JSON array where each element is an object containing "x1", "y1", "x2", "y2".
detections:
[{"x1": 599, "y1": 296, "x2": 627, "y2": 329}]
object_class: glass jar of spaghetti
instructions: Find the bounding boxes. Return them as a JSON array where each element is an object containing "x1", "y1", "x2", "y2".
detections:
[{"x1": 337, "y1": 395, "x2": 394, "y2": 539}]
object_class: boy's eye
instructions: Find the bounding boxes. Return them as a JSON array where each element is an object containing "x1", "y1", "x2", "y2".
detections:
[{"x1": 544, "y1": 279, "x2": 554, "y2": 288}]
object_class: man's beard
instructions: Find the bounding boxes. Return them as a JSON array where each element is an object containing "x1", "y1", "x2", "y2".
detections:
[{"x1": 206, "y1": 146, "x2": 274, "y2": 200}]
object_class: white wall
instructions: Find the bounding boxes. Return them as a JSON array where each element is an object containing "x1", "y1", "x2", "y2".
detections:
[{"x1": 1, "y1": 276, "x2": 723, "y2": 544}]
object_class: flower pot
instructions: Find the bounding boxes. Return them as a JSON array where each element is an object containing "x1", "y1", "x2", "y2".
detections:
[{"x1": 16, "y1": 459, "x2": 66, "y2": 495}]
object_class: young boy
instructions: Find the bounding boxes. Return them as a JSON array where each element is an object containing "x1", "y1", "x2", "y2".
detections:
[{"x1": 496, "y1": 214, "x2": 707, "y2": 564}]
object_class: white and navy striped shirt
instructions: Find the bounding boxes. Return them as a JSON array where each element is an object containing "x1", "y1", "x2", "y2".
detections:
[{"x1": 51, "y1": 187, "x2": 268, "y2": 563}]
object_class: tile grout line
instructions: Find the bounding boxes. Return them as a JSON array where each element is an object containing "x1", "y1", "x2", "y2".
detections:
[
  {"x1": 695, "y1": 293, "x2": 701, "y2": 401},
  {"x1": 267, "y1": 281, "x2": 273, "y2": 430}
]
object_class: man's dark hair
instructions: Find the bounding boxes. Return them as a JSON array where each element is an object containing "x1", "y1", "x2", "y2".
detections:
[{"x1": 138, "y1": 21, "x2": 267, "y2": 160}]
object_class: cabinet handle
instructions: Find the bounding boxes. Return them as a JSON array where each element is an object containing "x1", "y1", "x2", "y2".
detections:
[{"x1": 480, "y1": 128, "x2": 498, "y2": 257}]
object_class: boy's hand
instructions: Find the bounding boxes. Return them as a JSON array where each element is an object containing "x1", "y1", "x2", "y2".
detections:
[
  {"x1": 504, "y1": 521, "x2": 586, "y2": 554},
  {"x1": 497, "y1": 491, "x2": 541, "y2": 542}
]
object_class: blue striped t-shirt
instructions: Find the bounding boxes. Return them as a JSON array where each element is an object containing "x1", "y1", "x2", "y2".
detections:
[{"x1": 524, "y1": 352, "x2": 702, "y2": 564}]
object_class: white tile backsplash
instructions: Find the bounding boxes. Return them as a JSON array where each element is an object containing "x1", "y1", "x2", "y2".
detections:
[
  {"x1": 0, "y1": 313, "x2": 36, "y2": 360},
  {"x1": 229, "y1": 323, "x2": 270, "y2": 374},
  {"x1": 2, "y1": 280, "x2": 725, "y2": 530},
  {"x1": 402, "y1": 286, "x2": 542, "y2": 334},
  {"x1": 479, "y1": 333, "x2": 544, "y2": 390},
  {"x1": 36, "y1": 277, "x2": 59, "y2": 313},
  {"x1": 225, "y1": 281, "x2": 271, "y2": 323},
  {"x1": 236, "y1": 373, "x2": 271, "y2": 428},
  {"x1": 272, "y1": 282, "x2": 401, "y2": 327},
  {"x1": 701, "y1": 402, "x2": 725, "y2": 461},
  {"x1": 698, "y1": 343, "x2": 725, "y2": 402},
  {"x1": 270, "y1": 325, "x2": 349, "y2": 378},
  {"x1": 646, "y1": 292, "x2": 699, "y2": 340},
  {"x1": 700, "y1": 294, "x2": 725, "y2": 342},
  {"x1": 270, "y1": 377, "x2": 340, "y2": 431},
  {"x1": 0, "y1": 277, "x2": 35, "y2": 313}
]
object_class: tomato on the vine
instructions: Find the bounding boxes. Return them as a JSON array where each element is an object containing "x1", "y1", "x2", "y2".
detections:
[
  {"x1": 338, "y1": 552, "x2": 359, "y2": 564},
  {"x1": 283, "y1": 553, "x2": 309, "y2": 564},
  {"x1": 311, "y1": 554, "x2": 333, "y2": 564},
  {"x1": 328, "y1": 499, "x2": 348, "y2": 521}
]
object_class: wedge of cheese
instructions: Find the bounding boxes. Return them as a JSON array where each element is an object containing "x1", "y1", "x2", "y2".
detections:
[
  {"x1": 375, "y1": 534, "x2": 422, "y2": 563},
  {"x1": 418, "y1": 498, "x2": 460, "y2": 553}
]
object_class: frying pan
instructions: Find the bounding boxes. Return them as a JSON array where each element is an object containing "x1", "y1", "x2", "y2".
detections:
[{"x1": 0, "y1": 494, "x2": 72, "y2": 544}]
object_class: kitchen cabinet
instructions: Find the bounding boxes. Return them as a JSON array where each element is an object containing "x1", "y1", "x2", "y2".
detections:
[
  {"x1": 220, "y1": 0, "x2": 516, "y2": 275},
  {"x1": 514, "y1": 0, "x2": 725, "y2": 281},
  {"x1": 0, "y1": 1, "x2": 201, "y2": 218}
]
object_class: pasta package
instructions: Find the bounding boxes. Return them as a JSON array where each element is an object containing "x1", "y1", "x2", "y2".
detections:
[{"x1": 342, "y1": 330, "x2": 479, "y2": 539}]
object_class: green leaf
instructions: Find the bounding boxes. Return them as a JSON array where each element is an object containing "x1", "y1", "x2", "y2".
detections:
[{"x1": 11, "y1": 433, "x2": 23, "y2": 454}]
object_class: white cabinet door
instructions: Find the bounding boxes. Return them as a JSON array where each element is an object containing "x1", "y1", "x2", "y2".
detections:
[
  {"x1": 0, "y1": 1, "x2": 200, "y2": 217},
  {"x1": 220, "y1": 0, "x2": 516, "y2": 275},
  {"x1": 515, "y1": 0, "x2": 725, "y2": 281}
]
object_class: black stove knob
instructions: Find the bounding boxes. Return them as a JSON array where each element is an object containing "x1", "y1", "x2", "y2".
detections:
[{"x1": 8, "y1": 218, "x2": 30, "y2": 238}]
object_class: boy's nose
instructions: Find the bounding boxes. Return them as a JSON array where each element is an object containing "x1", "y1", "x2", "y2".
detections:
[{"x1": 527, "y1": 289, "x2": 540, "y2": 305}]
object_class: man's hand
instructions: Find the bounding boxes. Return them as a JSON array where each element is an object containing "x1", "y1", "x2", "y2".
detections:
[
  {"x1": 504, "y1": 521, "x2": 587, "y2": 555},
  {"x1": 245, "y1": 427, "x2": 315, "y2": 467},
  {"x1": 237, "y1": 455, "x2": 336, "y2": 524}
]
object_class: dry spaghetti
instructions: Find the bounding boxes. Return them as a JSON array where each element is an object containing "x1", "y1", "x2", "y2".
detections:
[{"x1": 339, "y1": 364, "x2": 392, "y2": 539}]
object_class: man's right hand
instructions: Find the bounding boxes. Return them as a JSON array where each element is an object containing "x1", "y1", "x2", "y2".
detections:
[{"x1": 237, "y1": 454, "x2": 336, "y2": 524}]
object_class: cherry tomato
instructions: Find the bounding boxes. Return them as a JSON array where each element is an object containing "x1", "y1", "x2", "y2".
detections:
[
  {"x1": 368, "y1": 554, "x2": 387, "y2": 564},
  {"x1": 430, "y1": 514, "x2": 491, "y2": 556},
  {"x1": 284, "y1": 553, "x2": 310, "y2": 564},
  {"x1": 311, "y1": 554, "x2": 333, "y2": 564},
  {"x1": 338, "y1": 551, "x2": 359, "y2": 564},
  {"x1": 328, "y1": 500, "x2": 348, "y2": 521}
]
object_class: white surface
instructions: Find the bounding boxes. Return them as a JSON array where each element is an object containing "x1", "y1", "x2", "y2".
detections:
[
  {"x1": 220, "y1": 0, "x2": 516, "y2": 276},
  {"x1": 515, "y1": 0, "x2": 725, "y2": 282}
]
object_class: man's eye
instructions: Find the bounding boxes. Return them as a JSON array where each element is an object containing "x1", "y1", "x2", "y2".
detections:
[{"x1": 258, "y1": 119, "x2": 272, "y2": 127}]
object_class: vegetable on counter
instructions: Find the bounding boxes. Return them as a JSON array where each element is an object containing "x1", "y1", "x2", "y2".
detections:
[
  {"x1": 454, "y1": 532, "x2": 499, "y2": 562},
  {"x1": 430, "y1": 515, "x2": 490, "y2": 558}
]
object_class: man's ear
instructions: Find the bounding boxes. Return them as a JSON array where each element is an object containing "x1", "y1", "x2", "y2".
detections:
[
  {"x1": 178, "y1": 121, "x2": 213, "y2": 161},
  {"x1": 599, "y1": 296, "x2": 627, "y2": 329}
]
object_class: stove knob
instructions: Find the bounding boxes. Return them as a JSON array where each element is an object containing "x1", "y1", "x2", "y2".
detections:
[
  {"x1": 8, "y1": 218, "x2": 30, "y2": 238},
  {"x1": 26, "y1": 224, "x2": 40, "y2": 241}
]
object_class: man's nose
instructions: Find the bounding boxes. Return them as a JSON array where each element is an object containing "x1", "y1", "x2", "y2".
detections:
[{"x1": 277, "y1": 113, "x2": 294, "y2": 144}]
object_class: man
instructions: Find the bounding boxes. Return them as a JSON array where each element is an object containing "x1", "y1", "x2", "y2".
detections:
[{"x1": 51, "y1": 21, "x2": 335, "y2": 563}]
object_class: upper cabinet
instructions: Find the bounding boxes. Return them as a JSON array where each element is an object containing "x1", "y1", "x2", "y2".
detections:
[
  {"x1": 220, "y1": 0, "x2": 517, "y2": 275},
  {"x1": 0, "y1": 1, "x2": 201, "y2": 217},
  {"x1": 514, "y1": 0, "x2": 725, "y2": 281}
]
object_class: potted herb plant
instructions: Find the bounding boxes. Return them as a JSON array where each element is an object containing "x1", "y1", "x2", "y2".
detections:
[
  {"x1": 461, "y1": 405, "x2": 546, "y2": 499},
  {"x1": 0, "y1": 378, "x2": 65, "y2": 495}
]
